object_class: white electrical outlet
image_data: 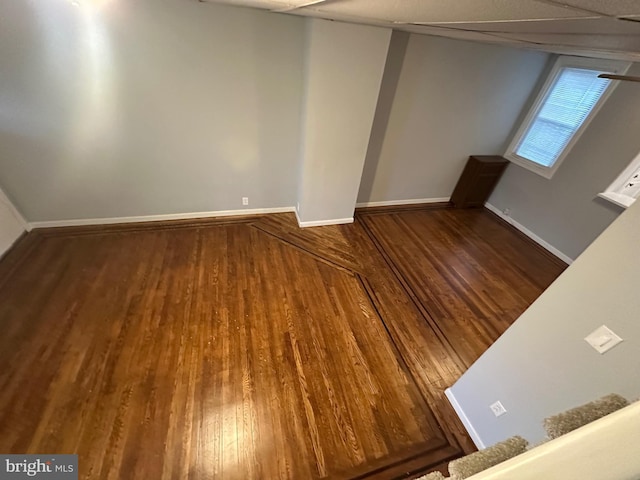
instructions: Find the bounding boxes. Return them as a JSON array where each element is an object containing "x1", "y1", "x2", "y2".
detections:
[
  {"x1": 242, "y1": 197, "x2": 249, "y2": 206},
  {"x1": 297, "y1": 202, "x2": 300, "y2": 212},
  {"x1": 490, "y1": 401, "x2": 507, "y2": 417}
]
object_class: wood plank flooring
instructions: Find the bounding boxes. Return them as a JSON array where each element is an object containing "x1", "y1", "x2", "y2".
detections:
[{"x1": 0, "y1": 207, "x2": 565, "y2": 479}]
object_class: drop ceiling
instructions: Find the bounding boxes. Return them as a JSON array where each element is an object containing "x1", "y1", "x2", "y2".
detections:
[{"x1": 199, "y1": 0, "x2": 640, "y2": 60}]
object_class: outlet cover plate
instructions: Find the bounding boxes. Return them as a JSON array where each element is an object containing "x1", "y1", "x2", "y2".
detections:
[{"x1": 585, "y1": 325, "x2": 623, "y2": 354}]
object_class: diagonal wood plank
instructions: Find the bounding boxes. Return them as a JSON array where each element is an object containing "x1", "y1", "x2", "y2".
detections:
[{"x1": 358, "y1": 208, "x2": 566, "y2": 368}]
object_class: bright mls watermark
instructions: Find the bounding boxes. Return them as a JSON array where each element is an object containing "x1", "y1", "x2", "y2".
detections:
[{"x1": 0, "y1": 455, "x2": 77, "y2": 479}]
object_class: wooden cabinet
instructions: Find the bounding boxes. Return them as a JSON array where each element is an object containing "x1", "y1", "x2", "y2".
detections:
[{"x1": 450, "y1": 156, "x2": 509, "y2": 208}]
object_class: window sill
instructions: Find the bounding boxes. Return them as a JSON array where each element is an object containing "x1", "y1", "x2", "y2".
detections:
[
  {"x1": 504, "y1": 153, "x2": 555, "y2": 179},
  {"x1": 597, "y1": 191, "x2": 635, "y2": 209}
]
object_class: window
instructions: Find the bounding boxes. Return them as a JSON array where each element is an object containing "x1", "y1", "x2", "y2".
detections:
[
  {"x1": 598, "y1": 152, "x2": 640, "y2": 209},
  {"x1": 505, "y1": 56, "x2": 630, "y2": 179}
]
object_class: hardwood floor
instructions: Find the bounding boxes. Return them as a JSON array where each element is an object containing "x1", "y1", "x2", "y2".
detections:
[
  {"x1": 359, "y1": 208, "x2": 564, "y2": 367},
  {"x1": 0, "y1": 207, "x2": 565, "y2": 479}
]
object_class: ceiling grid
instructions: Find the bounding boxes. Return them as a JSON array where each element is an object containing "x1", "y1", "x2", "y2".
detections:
[{"x1": 199, "y1": 0, "x2": 640, "y2": 59}]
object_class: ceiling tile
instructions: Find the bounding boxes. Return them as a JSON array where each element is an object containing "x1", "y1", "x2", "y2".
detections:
[
  {"x1": 283, "y1": 7, "x2": 393, "y2": 26},
  {"x1": 538, "y1": 0, "x2": 640, "y2": 17},
  {"x1": 535, "y1": 44, "x2": 640, "y2": 60},
  {"x1": 200, "y1": 0, "x2": 640, "y2": 58},
  {"x1": 201, "y1": 0, "x2": 292, "y2": 9},
  {"x1": 396, "y1": 24, "x2": 534, "y2": 46},
  {"x1": 305, "y1": 0, "x2": 594, "y2": 23},
  {"x1": 422, "y1": 17, "x2": 640, "y2": 34},
  {"x1": 489, "y1": 31, "x2": 640, "y2": 52}
]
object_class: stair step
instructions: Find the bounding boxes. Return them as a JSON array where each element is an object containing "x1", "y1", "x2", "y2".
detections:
[
  {"x1": 448, "y1": 436, "x2": 528, "y2": 479},
  {"x1": 543, "y1": 393, "x2": 629, "y2": 439}
]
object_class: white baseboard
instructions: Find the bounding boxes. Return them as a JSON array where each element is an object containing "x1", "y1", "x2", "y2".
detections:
[
  {"x1": 356, "y1": 197, "x2": 450, "y2": 208},
  {"x1": 295, "y1": 214, "x2": 354, "y2": 228},
  {"x1": 445, "y1": 387, "x2": 487, "y2": 450},
  {"x1": 28, "y1": 207, "x2": 296, "y2": 230},
  {"x1": 484, "y1": 203, "x2": 573, "y2": 265}
]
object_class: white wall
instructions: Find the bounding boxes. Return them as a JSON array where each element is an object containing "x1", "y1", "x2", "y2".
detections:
[
  {"x1": 0, "y1": 0, "x2": 304, "y2": 222},
  {"x1": 0, "y1": 187, "x2": 26, "y2": 257},
  {"x1": 297, "y1": 19, "x2": 391, "y2": 224},
  {"x1": 358, "y1": 35, "x2": 549, "y2": 204},
  {"x1": 448, "y1": 197, "x2": 640, "y2": 447},
  {"x1": 489, "y1": 62, "x2": 640, "y2": 261}
]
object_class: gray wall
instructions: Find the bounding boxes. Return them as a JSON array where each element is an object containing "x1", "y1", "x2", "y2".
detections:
[
  {"x1": 448, "y1": 196, "x2": 640, "y2": 447},
  {"x1": 0, "y1": 0, "x2": 305, "y2": 221},
  {"x1": 357, "y1": 30, "x2": 410, "y2": 205},
  {"x1": 358, "y1": 35, "x2": 549, "y2": 204},
  {"x1": 297, "y1": 19, "x2": 391, "y2": 223},
  {"x1": 2, "y1": 0, "x2": 632, "y2": 260},
  {"x1": 488, "y1": 62, "x2": 640, "y2": 261}
]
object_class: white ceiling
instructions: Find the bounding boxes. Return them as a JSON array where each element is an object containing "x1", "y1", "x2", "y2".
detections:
[{"x1": 199, "y1": 0, "x2": 640, "y2": 60}]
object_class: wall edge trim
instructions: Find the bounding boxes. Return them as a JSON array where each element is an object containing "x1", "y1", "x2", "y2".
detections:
[
  {"x1": 445, "y1": 387, "x2": 487, "y2": 450},
  {"x1": 0, "y1": 188, "x2": 29, "y2": 232}
]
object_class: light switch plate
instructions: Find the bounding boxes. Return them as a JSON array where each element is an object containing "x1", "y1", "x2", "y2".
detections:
[
  {"x1": 490, "y1": 401, "x2": 507, "y2": 417},
  {"x1": 585, "y1": 325, "x2": 623, "y2": 354}
]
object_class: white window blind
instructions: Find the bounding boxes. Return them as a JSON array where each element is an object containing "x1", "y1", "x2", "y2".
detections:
[{"x1": 515, "y1": 68, "x2": 611, "y2": 168}]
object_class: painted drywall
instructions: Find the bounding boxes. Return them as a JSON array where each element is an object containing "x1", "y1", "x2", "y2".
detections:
[
  {"x1": 0, "y1": 0, "x2": 304, "y2": 222},
  {"x1": 357, "y1": 31, "x2": 410, "y2": 205},
  {"x1": 489, "y1": 62, "x2": 640, "y2": 261},
  {"x1": 448, "y1": 197, "x2": 640, "y2": 447},
  {"x1": 297, "y1": 19, "x2": 391, "y2": 224},
  {"x1": 0, "y1": 187, "x2": 26, "y2": 257},
  {"x1": 357, "y1": 35, "x2": 549, "y2": 204}
]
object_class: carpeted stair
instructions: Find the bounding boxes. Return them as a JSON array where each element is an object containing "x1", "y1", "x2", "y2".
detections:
[
  {"x1": 447, "y1": 436, "x2": 528, "y2": 479},
  {"x1": 417, "y1": 393, "x2": 630, "y2": 480},
  {"x1": 543, "y1": 393, "x2": 628, "y2": 439}
]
